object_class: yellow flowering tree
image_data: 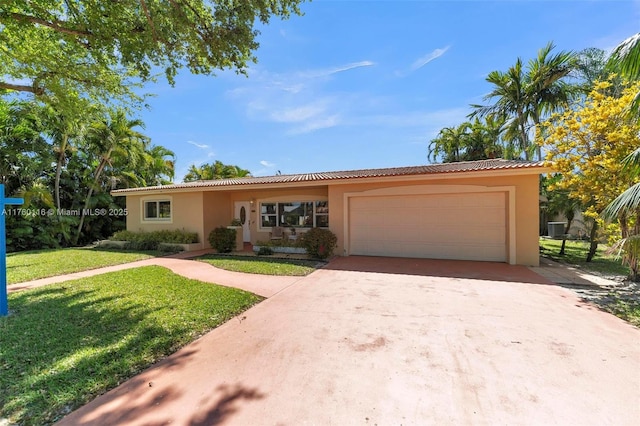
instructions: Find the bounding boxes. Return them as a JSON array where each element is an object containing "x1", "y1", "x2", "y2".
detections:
[{"x1": 540, "y1": 80, "x2": 640, "y2": 265}]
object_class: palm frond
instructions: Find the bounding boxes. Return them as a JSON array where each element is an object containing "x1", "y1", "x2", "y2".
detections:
[
  {"x1": 609, "y1": 33, "x2": 640, "y2": 80},
  {"x1": 602, "y1": 182, "x2": 640, "y2": 220}
]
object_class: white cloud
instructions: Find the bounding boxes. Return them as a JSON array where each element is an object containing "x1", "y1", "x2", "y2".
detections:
[
  {"x1": 290, "y1": 115, "x2": 340, "y2": 135},
  {"x1": 299, "y1": 61, "x2": 375, "y2": 79},
  {"x1": 270, "y1": 103, "x2": 326, "y2": 123},
  {"x1": 187, "y1": 141, "x2": 209, "y2": 149},
  {"x1": 410, "y1": 46, "x2": 450, "y2": 71},
  {"x1": 224, "y1": 60, "x2": 375, "y2": 135},
  {"x1": 260, "y1": 160, "x2": 275, "y2": 167}
]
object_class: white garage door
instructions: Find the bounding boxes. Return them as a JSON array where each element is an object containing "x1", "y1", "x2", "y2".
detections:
[{"x1": 349, "y1": 192, "x2": 506, "y2": 262}]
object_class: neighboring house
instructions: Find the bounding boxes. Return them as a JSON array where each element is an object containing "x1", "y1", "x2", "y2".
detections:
[{"x1": 112, "y1": 159, "x2": 548, "y2": 266}]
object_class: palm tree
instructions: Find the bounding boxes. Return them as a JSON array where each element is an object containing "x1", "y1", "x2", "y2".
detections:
[
  {"x1": 183, "y1": 161, "x2": 251, "y2": 182},
  {"x1": 602, "y1": 147, "x2": 640, "y2": 280},
  {"x1": 75, "y1": 109, "x2": 148, "y2": 243},
  {"x1": 471, "y1": 42, "x2": 577, "y2": 160},
  {"x1": 41, "y1": 108, "x2": 83, "y2": 210},
  {"x1": 609, "y1": 33, "x2": 640, "y2": 79},
  {"x1": 603, "y1": 33, "x2": 640, "y2": 235},
  {"x1": 141, "y1": 145, "x2": 175, "y2": 186},
  {"x1": 471, "y1": 59, "x2": 531, "y2": 158},
  {"x1": 428, "y1": 123, "x2": 469, "y2": 162},
  {"x1": 429, "y1": 117, "x2": 507, "y2": 163},
  {"x1": 526, "y1": 42, "x2": 579, "y2": 160}
]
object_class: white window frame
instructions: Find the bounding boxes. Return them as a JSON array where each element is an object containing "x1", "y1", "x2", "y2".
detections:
[{"x1": 141, "y1": 196, "x2": 173, "y2": 223}]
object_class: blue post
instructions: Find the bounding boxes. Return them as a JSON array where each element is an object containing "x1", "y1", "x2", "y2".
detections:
[{"x1": 1, "y1": 184, "x2": 24, "y2": 316}]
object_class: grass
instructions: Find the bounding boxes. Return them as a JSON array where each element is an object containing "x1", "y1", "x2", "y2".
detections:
[
  {"x1": 198, "y1": 255, "x2": 321, "y2": 276},
  {"x1": 6, "y1": 248, "x2": 160, "y2": 284},
  {"x1": 609, "y1": 298, "x2": 640, "y2": 327},
  {"x1": 540, "y1": 238, "x2": 640, "y2": 328},
  {"x1": 0, "y1": 266, "x2": 261, "y2": 425},
  {"x1": 539, "y1": 238, "x2": 630, "y2": 277}
]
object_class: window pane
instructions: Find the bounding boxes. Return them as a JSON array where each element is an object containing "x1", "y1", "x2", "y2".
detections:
[
  {"x1": 316, "y1": 215, "x2": 329, "y2": 228},
  {"x1": 280, "y1": 202, "x2": 313, "y2": 227},
  {"x1": 261, "y1": 203, "x2": 276, "y2": 214},
  {"x1": 145, "y1": 201, "x2": 158, "y2": 219},
  {"x1": 316, "y1": 201, "x2": 329, "y2": 214},
  {"x1": 261, "y1": 215, "x2": 276, "y2": 227},
  {"x1": 159, "y1": 201, "x2": 171, "y2": 218}
]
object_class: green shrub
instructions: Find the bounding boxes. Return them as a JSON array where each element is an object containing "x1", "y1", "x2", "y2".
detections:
[
  {"x1": 209, "y1": 227, "x2": 236, "y2": 253},
  {"x1": 299, "y1": 228, "x2": 337, "y2": 260},
  {"x1": 257, "y1": 246, "x2": 274, "y2": 256},
  {"x1": 110, "y1": 229, "x2": 198, "y2": 250},
  {"x1": 158, "y1": 243, "x2": 185, "y2": 253},
  {"x1": 123, "y1": 240, "x2": 157, "y2": 251}
]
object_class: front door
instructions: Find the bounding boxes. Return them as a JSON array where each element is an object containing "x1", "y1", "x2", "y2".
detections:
[{"x1": 234, "y1": 201, "x2": 251, "y2": 242}]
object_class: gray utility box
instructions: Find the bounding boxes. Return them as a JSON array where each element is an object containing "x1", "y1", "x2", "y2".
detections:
[{"x1": 547, "y1": 222, "x2": 567, "y2": 238}]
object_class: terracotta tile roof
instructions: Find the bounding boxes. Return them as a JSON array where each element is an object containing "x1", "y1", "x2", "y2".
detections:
[{"x1": 112, "y1": 159, "x2": 546, "y2": 194}]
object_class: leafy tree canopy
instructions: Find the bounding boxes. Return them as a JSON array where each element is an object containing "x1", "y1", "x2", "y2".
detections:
[
  {"x1": 541, "y1": 80, "x2": 640, "y2": 216},
  {"x1": 184, "y1": 160, "x2": 251, "y2": 182},
  {"x1": 540, "y1": 80, "x2": 640, "y2": 261},
  {"x1": 428, "y1": 117, "x2": 507, "y2": 163},
  {"x1": 0, "y1": 0, "x2": 304, "y2": 108}
]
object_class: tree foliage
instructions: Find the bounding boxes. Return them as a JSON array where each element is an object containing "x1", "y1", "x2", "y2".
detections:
[
  {"x1": 471, "y1": 42, "x2": 578, "y2": 160},
  {"x1": 428, "y1": 117, "x2": 506, "y2": 162},
  {"x1": 184, "y1": 160, "x2": 251, "y2": 182},
  {"x1": 540, "y1": 80, "x2": 640, "y2": 263},
  {"x1": 609, "y1": 33, "x2": 640, "y2": 80},
  {"x1": 0, "y1": 0, "x2": 304, "y2": 108},
  {"x1": 0, "y1": 97, "x2": 176, "y2": 251}
]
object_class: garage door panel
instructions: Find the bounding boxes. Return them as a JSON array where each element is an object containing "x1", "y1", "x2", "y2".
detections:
[{"x1": 349, "y1": 192, "x2": 506, "y2": 262}]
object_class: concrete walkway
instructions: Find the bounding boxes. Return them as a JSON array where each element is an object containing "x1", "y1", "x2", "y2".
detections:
[
  {"x1": 8, "y1": 250, "x2": 301, "y2": 298},
  {"x1": 529, "y1": 256, "x2": 621, "y2": 287}
]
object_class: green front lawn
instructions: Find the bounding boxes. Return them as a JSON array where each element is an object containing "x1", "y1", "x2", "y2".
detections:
[
  {"x1": 539, "y1": 238, "x2": 629, "y2": 277},
  {"x1": 0, "y1": 266, "x2": 261, "y2": 425},
  {"x1": 7, "y1": 248, "x2": 159, "y2": 284},
  {"x1": 198, "y1": 255, "x2": 320, "y2": 276}
]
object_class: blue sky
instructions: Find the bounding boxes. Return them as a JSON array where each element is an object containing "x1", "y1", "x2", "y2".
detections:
[{"x1": 137, "y1": 0, "x2": 637, "y2": 181}]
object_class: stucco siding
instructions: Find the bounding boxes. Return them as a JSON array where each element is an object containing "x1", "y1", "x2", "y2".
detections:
[
  {"x1": 125, "y1": 192, "x2": 205, "y2": 243},
  {"x1": 328, "y1": 174, "x2": 540, "y2": 266}
]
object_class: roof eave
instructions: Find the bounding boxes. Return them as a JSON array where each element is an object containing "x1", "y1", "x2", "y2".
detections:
[{"x1": 111, "y1": 164, "x2": 550, "y2": 197}]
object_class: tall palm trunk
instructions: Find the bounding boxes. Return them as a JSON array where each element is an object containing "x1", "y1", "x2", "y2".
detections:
[
  {"x1": 74, "y1": 154, "x2": 110, "y2": 244},
  {"x1": 517, "y1": 113, "x2": 530, "y2": 161},
  {"x1": 54, "y1": 134, "x2": 68, "y2": 210}
]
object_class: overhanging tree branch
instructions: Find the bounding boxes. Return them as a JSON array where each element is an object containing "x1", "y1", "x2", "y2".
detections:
[
  {"x1": 0, "y1": 81, "x2": 44, "y2": 96},
  {"x1": 0, "y1": 11, "x2": 92, "y2": 38}
]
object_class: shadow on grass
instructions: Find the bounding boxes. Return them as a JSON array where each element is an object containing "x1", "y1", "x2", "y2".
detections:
[
  {"x1": 0, "y1": 285, "x2": 197, "y2": 425},
  {"x1": 565, "y1": 281, "x2": 640, "y2": 327}
]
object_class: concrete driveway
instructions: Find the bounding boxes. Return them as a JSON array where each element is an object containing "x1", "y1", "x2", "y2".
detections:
[{"x1": 58, "y1": 257, "x2": 640, "y2": 425}]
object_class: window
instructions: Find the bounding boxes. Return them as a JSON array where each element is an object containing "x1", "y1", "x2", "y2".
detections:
[
  {"x1": 315, "y1": 201, "x2": 329, "y2": 227},
  {"x1": 261, "y1": 203, "x2": 277, "y2": 227},
  {"x1": 260, "y1": 201, "x2": 328, "y2": 228},
  {"x1": 144, "y1": 200, "x2": 171, "y2": 221}
]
